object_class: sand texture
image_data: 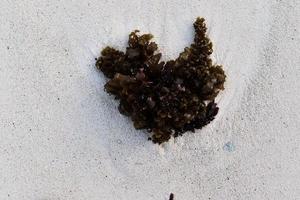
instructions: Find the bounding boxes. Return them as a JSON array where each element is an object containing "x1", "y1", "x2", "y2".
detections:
[{"x1": 0, "y1": 0, "x2": 300, "y2": 199}]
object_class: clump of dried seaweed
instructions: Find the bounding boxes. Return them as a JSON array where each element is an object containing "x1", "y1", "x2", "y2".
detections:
[{"x1": 96, "y1": 17, "x2": 226, "y2": 144}]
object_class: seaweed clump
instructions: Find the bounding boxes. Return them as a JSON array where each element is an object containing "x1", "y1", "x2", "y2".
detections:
[{"x1": 96, "y1": 17, "x2": 226, "y2": 144}]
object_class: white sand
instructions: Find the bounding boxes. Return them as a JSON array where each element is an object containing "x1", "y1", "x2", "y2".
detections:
[{"x1": 0, "y1": 0, "x2": 300, "y2": 199}]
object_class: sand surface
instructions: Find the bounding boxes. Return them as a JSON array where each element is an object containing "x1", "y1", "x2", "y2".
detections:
[{"x1": 0, "y1": 0, "x2": 300, "y2": 199}]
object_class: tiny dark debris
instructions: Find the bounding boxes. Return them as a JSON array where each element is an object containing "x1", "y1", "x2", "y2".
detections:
[
  {"x1": 96, "y1": 17, "x2": 226, "y2": 144},
  {"x1": 169, "y1": 193, "x2": 174, "y2": 200}
]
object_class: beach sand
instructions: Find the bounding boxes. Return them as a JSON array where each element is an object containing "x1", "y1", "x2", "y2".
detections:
[{"x1": 0, "y1": 0, "x2": 300, "y2": 199}]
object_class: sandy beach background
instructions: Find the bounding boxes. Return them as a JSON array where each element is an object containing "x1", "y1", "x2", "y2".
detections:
[{"x1": 0, "y1": 0, "x2": 300, "y2": 199}]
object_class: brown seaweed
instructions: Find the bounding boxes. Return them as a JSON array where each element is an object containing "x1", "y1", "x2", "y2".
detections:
[{"x1": 96, "y1": 17, "x2": 226, "y2": 144}]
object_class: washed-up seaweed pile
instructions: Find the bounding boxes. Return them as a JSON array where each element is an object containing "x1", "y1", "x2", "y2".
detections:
[{"x1": 96, "y1": 17, "x2": 226, "y2": 144}]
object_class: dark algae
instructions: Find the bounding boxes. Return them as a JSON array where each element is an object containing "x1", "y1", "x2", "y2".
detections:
[
  {"x1": 96, "y1": 17, "x2": 226, "y2": 144},
  {"x1": 169, "y1": 193, "x2": 174, "y2": 200}
]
